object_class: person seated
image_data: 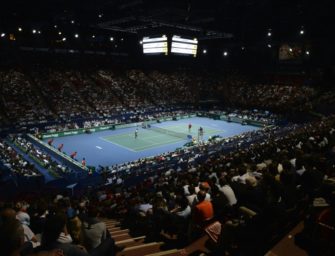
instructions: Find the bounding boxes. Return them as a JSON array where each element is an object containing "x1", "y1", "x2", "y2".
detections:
[
  {"x1": 188, "y1": 190, "x2": 215, "y2": 241},
  {"x1": 82, "y1": 207, "x2": 107, "y2": 251},
  {"x1": 82, "y1": 206, "x2": 119, "y2": 256},
  {"x1": 15, "y1": 202, "x2": 40, "y2": 248},
  {"x1": 40, "y1": 213, "x2": 89, "y2": 256},
  {"x1": 0, "y1": 218, "x2": 26, "y2": 256}
]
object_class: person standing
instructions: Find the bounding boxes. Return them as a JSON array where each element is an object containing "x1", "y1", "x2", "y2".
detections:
[
  {"x1": 81, "y1": 158, "x2": 86, "y2": 167},
  {"x1": 48, "y1": 139, "x2": 54, "y2": 146},
  {"x1": 135, "y1": 128, "x2": 138, "y2": 139},
  {"x1": 58, "y1": 144, "x2": 64, "y2": 152},
  {"x1": 188, "y1": 123, "x2": 192, "y2": 133},
  {"x1": 70, "y1": 151, "x2": 77, "y2": 159},
  {"x1": 199, "y1": 127, "x2": 204, "y2": 141}
]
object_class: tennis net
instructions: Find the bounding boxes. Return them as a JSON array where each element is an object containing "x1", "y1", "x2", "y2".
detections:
[{"x1": 149, "y1": 126, "x2": 190, "y2": 140}]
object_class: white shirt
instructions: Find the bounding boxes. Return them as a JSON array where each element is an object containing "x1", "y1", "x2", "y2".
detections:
[
  {"x1": 186, "y1": 194, "x2": 197, "y2": 206},
  {"x1": 176, "y1": 205, "x2": 191, "y2": 218},
  {"x1": 219, "y1": 185, "x2": 237, "y2": 206},
  {"x1": 57, "y1": 232, "x2": 73, "y2": 244},
  {"x1": 22, "y1": 224, "x2": 40, "y2": 248},
  {"x1": 138, "y1": 203, "x2": 152, "y2": 213}
]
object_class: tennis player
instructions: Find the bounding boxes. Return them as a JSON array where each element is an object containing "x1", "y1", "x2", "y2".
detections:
[
  {"x1": 188, "y1": 123, "x2": 192, "y2": 133},
  {"x1": 199, "y1": 126, "x2": 204, "y2": 141},
  {"x1": 135, "y1": 128, "x2": 138, "y2": 139}
]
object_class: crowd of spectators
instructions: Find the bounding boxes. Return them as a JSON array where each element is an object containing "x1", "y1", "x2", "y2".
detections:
[
  {"x1": 94, "y1": 115, "x2": 335, "y2": 255},
  {"x1": 228, "y1": 83, "x2": 317, "y2": 112},
  {"x1": 100, "y1": 126, "x2": 274, "y2": 183},
  {"x1": 13, "y1": 136, "x2": 73, "y2": 178},
  {"x1": 1, "y1": 68, "x2": 334, "y2": 129},
  {"x1": 0, "y1": 139, "x2": 41, "y2": 177},
  {"x1": 0, "y1": 194, "x2": 122, "y2": 256},
  {"x1": 208, "y1": 108, "x2": 278, "y2": 124},
  {"x1": 42, "y1": 109, "x2": 194, "y2": 133},
  {"x1": 0, "y1": 69, "x2": 334, "y2": 248},
  {"x1": 0, "y1": 70, "x2": 53, "y2": 126},
  {"x1": 1, "y1": 115, "x2": 334, "y2": 255},
  {"x1": 1, "y1": 107, "x2": 276, "y2": 181},
  {"x1": 1, "y1": 67, "x2": 335, "y2": 254}
]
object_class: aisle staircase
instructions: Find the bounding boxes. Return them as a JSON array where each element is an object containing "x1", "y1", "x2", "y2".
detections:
[
  {"x1": 265, "y1": 222, "x2": 308, "y2": 256},
  {"x1": 103, "y1": 218, "x2": 182, "y2": 256}
]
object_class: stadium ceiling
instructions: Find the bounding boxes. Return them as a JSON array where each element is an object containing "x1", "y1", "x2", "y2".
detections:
[{"x1": 0, "y1": 0, "x2": 333, "y2": 42}]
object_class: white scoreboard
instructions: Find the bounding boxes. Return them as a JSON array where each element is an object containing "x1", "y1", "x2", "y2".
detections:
[
  {"x1": 142, "y1": 35, "x2": 168, "y2": 55},
  {"x1": 171, "y1": 35, "x2": 198, "y2": 57}
]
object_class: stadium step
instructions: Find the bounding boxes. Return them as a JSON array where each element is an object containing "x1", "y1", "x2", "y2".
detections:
[
  {"x1": 110, "y1": 229, "x2": 130, "y2": 235},
  {"x1": 265, "y1": 222, "x2": 308, "y2": 256},
  {"x1": 104, "y1": 219, "x2": 121, "y2": 225},
  {"x1": 116, "y1": 242, "x2": 164, "y2": 256},
  {"x1": 144, "y1": 249, "x2": 181, "y2": 256},
  {"x1": 106, "y1": 221, "x2": 121, "y2": 225},
  {"x1": 103, "y1": 218, "x2": 181, "y2": 256},
  {"x1": 113, "y1": 233, "x2": 132, "y2": 242},
  {"x1": 115, "y1": 236, "x2": 147, "y2": 247},
  {"x1": 107, "y1": 226, "x2": 123, "y2": 231}
]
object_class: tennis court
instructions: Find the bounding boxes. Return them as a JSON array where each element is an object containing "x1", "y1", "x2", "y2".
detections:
[
  {"x1": 100, "y1": 123, "x2": 222, "y2": 151},
  {"x1": 45, "y1": 117, "x2": 259, "y2": 167}
]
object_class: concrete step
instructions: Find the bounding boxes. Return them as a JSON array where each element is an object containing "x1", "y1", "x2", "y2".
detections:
[
  {"x1": 265, "y1": 222, "x2": 307, "y2": 256},
  {"x1": 103, "y1": 219, "x2": 121, "y2": 224},
  {"x1": 110, "y1": 229, "x2": 130, "y2": 235},
  {"x1": 115, "y1": 235, "x2": 146, "y2": 247},
  {"x1": 107, "y1": 226, "x2": 123, "y2": 232},
  {"x1": 144, "y1": 249, "x2": 181, "y2": 256},
  {"x1": 105, "y1": 222, "x2": 121, "y2": 227},
  {"x1": 113, "y1": 233, "x2": 132, "y2": 242},
  {"x1": 117, "y1": 242, "x2": 164, "y2": 256}
]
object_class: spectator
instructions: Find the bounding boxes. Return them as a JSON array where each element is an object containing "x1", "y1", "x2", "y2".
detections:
[
  {"x1": 0, "y1": 218, "x2": 25, "y2": 256},
  {"x1": 41, "y1": 213, "x2": 89, "y2": 256}
]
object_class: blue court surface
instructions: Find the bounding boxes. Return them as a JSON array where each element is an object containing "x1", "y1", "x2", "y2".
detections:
[{"x1": 45, "y1": 117, "x2": 259, "y2": 168}]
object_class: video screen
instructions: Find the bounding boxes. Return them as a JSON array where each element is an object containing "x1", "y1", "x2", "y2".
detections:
[
  {"x1": 142, "y1": 35, "x2": 168, "y2": 55},
  {"x1": 171, "y1": 35, "x2": 198, "y2": 57}
]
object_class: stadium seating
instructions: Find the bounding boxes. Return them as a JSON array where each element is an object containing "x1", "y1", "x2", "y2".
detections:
[
  {"x1": 1, "y1": 68, "x2": 335, "y2": 255},
  {"x1": 1, "y1": 69, "x2": 334, "y2": 128}
]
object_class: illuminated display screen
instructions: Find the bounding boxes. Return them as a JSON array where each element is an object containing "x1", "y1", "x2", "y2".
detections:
[
  {"x1": 142, "y1": 35, "x2": 168, "y2": 55},
  {"x1": 171, "y1": 35, "x2": 198, "y2": 57}
]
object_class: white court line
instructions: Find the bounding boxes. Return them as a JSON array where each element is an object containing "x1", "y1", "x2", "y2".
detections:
[
  {"x1": 102, "y1": 132, "x2": 182, "y2": 152},
  {"x1": 133, "y1": 138, "x2": 183, "y2": 151},
  {"x1": 103, "y1": 130, "x2": 163, "y2": 140},
  {"x1": 153, "y1": 123, "x2": 224, "y2": 134},
  {"x1": 99, "y1": 125, "x2": 223, "y2": 152},
  {"x1": 96, "y1": 146, "x2": 102, "y2": 150},
  {"x1": 131, "y1": 135, "x2": 181, "y2": 151},
  {"x1": 100, "y1": 131, "x2": 177, "y2": 152},
  {"x1": 99, "y1": 136, "x2": 136, "y2": 152}
]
